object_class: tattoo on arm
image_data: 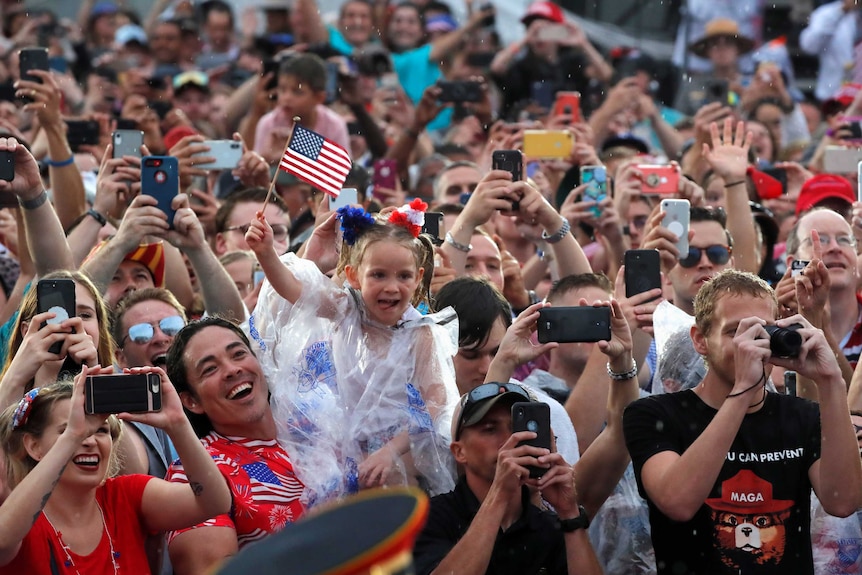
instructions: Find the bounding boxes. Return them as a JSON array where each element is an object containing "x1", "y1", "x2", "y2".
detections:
[
  {"x1": 190, "y1": 481, "x2": 204, "y2": 496},
  {"x1": 30, "y1": 462, "x2": 68, "y2": 524}
]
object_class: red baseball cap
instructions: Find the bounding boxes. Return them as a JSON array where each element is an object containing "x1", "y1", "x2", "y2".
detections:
[
  {"x1": 521, "y1": 1, "x2": 564, "y2": 25},
  {"x1": 795, "y1": 174, "x2": 855, "y2": 216}
]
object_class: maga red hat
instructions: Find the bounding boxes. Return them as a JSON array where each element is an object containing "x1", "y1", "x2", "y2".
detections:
[
  {"x1": 521, "y1": 1, "x2": 564, "y2": 25},
  {"x1": 705, "y1": 470, "x2": 794, "y2": 514},
  {"x1": 795, "y1": 173, "x2": 855, "y2": 216}
]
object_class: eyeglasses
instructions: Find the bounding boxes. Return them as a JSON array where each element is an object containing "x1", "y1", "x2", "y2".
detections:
[
  {"x1": 122, "y1": 315, "x2": 185, "y2": 347},
  {"x1": 225, "y1": 223, "x2": 289, "y2": 242},
  {"x1": 801, "y1": 234, "x2": 857, "y2": 249},
  {"x1": 444, "y1": 183, "x2": 478, "y2": 198},
  {"x1": 629, "y1": 215, "x2": 648, "y2": 230},
  {"x1": 455, "y1": 382, "x2": 531, "y2": 439},
  {"x1": 679, "y1": 245, "x2": 732, "y2": 268}
]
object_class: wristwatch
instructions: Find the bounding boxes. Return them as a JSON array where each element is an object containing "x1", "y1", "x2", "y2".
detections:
[{"x1": 559, "y1": 505, "x2": 589, "y2": 532}]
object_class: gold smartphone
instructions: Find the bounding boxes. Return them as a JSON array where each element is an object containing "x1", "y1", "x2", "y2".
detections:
[{"x1": 523, "y1": 130, "x2": 573, "y2": 159}]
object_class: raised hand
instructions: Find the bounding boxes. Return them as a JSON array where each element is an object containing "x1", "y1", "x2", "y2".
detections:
[{"x1": 702, "y1": 118, "x2": 752, "y2": 182}]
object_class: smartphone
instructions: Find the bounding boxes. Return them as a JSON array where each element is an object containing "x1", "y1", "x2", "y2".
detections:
[
  {"x1": 0, "y1": 150, "x2": 12, "y2": 182},
  {"x1": 37, "y1": 278, "x2": 76, "y2": 355},
  {"x1": 537, "y1": 306, "x2": 611, "y2": 343},
  {"x1": 759, "y1": 167, "x2": 787, "y2": 195},
  {"x1": 141, "y1": 156, "x2": 179, "y2": 228},
  {"x1": 624, "y1": 249, "x2": 662, "y2": 299},
  {"x1": 536, "y1": 24, "x2": 569, "y2": 42},
  {"x1": 552, "y1": 91, "x2": 581, "y2": 123},
  {"x1": 660, "y1": 198, "x2": 690, "y2": 257},
  {"x1": 48, "y1": 56, "x2": 67, "y2": 74},
  {"x1": 193, "y1": 140, "x2": 243, "y2": 170},
  {"x1": 529, "y1": 81, "x2": 555, "y2": 109},
  {"x1": 262, "y1": 58, "x2": 278, "y2": 90},
  {"x1": 437, "y1": 80, "x2": 483, "y2": 103},
  {"x1": 18, "y1": 48, "x2": 49, "y2": 89},
  {"x1": 466, "y1": 51, "x2": 495, "y2": 69},
  {"x1": 85, "y1": 373, "x2": 162, "y2": 414},
  {"x1": 148, "y1": 100, "x2": 172, "y2": 120},
  {"x1": 492, "y1": 150, "x2": 523, "y2": 182},
  {"x1": 523, "y1": 130, "x2": 573, "y2": 159},
  {"x1": 112, "y1": 130, "x2": 144, "y2": 159},
  {"x1": 638, "y1": 164, "x2": 680, "y2": 195},
  {"x1": 703, "y1": 78, "x2": 729, "y2": 107},
  {"x1": 511, "y1": 401, "x2": 552, "y2": 478},
  {"x1": 823, "y1": 146, "x2": 862, "y2": 174},
  {"x1": 845, "y1": 120, "x2": 862, "y2": 140},
  {"x1": 422, "y1": 212, "x2": 444, "y2": 245},
  {"x1": 784, "y1": 371, "x2": 797, "y2": 396},
  {"x1": 331, "y1": 187, "x2": 359, "y2": 211},
  {"x1": 790, "y1": 259, "x2": 809, "y2": 278},
  {"x1": 373, "y1": 158, "x2": 398, "y2": 191},
  {"x1": 115, "y1": 117, "x2": 139, "y2": 131},
  {"x1": 580, "y1": 165, "x2": 607, "y2": 218},
  {"x1": 253, "y1": 263, "x2": 265, "y2": 288},
  {"x1": 65, "y1": 120, "x2": 100, "y2": 153}
]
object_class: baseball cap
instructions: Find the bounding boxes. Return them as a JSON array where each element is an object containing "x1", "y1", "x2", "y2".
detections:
[
  {"x1": 822, "y1": 83, "x2": 862, "y2": 116},
  {"x1": 84, "y1": 241, "x2": 166, "y2": 288},
  {"x1": 795, "y1": 174, "x2": 855, "y2": 216},
  {"x1": 115, "y1": 24, "x2": 148, "y2": 47},
  {"x1": 172, "y1": 70, "x2": 210, "y2": 95},
  {"x1": 91, "y1": 1, "x2": 118, "y2": 18},
  {"x1": 453, "y1": 383, "x2": 531, "y2": 440},
  {"x1": 521, "y1": 1, "x2": 564, "y2": 26}
]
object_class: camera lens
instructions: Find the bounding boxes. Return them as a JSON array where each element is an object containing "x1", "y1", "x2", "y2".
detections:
[{"x1": 763, "y1": 323, "x2": 803, "y2": 358}]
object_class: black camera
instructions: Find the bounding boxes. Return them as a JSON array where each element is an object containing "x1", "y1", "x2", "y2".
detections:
[{"x1": 763, "y1": 323, "x2": 803, "y2": 358}]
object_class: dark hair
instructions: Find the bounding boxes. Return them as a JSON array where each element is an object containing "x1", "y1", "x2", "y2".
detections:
[
  {"x1": 422, "y1": 0, "x2": 453, "y2": 16},
  {"x1": 548, "y1": 273, "x2": 612, "y2": 304},
  {"x1": 214, "y1": 186, "x2": 288, "y2": 233},
  {"x1": 432, "y1": 277, "x2": 511, "y2": 349},
  {"x1": 690, "y1": 205, "x2": 733, "y2": 247},
  {"x1": 201, "y1": 0, "x2": 234, "y2": 26},
  {"x1": 278, "y1": 53, "x2": 327, "y2": 93},
  {"x1": 166, "y1": 316, "x2": 255, "y2": 437}
]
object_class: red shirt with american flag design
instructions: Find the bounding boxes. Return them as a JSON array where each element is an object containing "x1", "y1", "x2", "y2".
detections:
[{"x1": 166, "y1": 432, "x2": 305, "y2": 548}]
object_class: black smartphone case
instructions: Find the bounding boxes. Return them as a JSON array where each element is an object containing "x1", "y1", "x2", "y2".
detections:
[
  {"x1": 0, "y1": 150, "x2": 13, "y2": 182},
  {"x1": 85, "y1": 373, "x2": 162, "y2": 414},
  {"x1": 537, "y1": 306, "x2": 611, "y2": 343},
  {"x1": 37, "y1": 278, "x2": 76, "y2": 355},
  {"x1": 624, "y1": 250, "x2": 662, "y2": 298},
  {"x1": 512, "y1": 401, "x2": 552, "y2": 478},
  {"x1": 492, "y1": 150, "x2": 523, "y2": 181}
]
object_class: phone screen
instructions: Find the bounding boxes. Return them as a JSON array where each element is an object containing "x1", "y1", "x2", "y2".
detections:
[{"x1": 331, "y1": 188, "x2": 359, "y2": 211}]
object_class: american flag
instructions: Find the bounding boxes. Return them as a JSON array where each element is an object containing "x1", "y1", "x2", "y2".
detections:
[{"x1": 280, "y1": 124, "x2": 351, "y2": 198}]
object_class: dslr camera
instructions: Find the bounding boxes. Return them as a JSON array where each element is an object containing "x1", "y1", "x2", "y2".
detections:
[{"x1": 763, "y1": 323, "x2": 803, "y2": 358}]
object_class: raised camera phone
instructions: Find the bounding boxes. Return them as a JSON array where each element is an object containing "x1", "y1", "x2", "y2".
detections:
[
  {"x1": 536, "y1": 24, "x2": 569, "y2": 42},
  {"x1": 193, "y1": 140, "x2": 243, "y2": 170},
  {"x1": 791, "y1": 259, "x2": 809, "y2": 278},
  {"x1": 252, "y1": 262, "x2": 265, "y2": 288},
  {"x1": 638, "y1": 164, "x2": 680, "y2": 195},
  {"x1": 262, "y1": 58, "x2": 278, "y2": 90},
  {"x1": 552, "y1": 91, "x2": 581, "y2": 122},
  {"x1": 115, "y1": 118, "x2": 139, "y2": 131},
  {"x1": 580, "y1": 165, "x2": 607, "y2": 218},
  {"x1": 0, "y1": 150, "x2": 13, "y2": 183},
  {"x1": 422, "y1": 212, "x2": 444, "y2": 245},
  {"x1": 823, "y1": 146, "x2": 862, "y2": 174},
  {"x1": 703, "y1": 78, "x2": 729, "y2": 107},
  {"x1": 373, "y1": 159, "x2": 398, "y2": 191},
  {"x1": 437, "y1": 80, "x2": 483, "y2": 103},
  {"x1": 530, "y1": 81, "x2": 555, "y2": 109},
  {"x1": 784, "y1": 371, "x2": 797, "y2": 396},
  {"x1": 523, "y1": 130, "x2": 573, "y2": 159},
  {"x1": 331, "y1": 187, "x2": 359, "y2": 211},
  {"x1": 492, "y1": 150, "x2": 523, "y2": 182},
  {"x1": 537, "y1": 306, "x2": 611, "y2": 343},
  {"x1": 758, "y1": 167, "x2": 787, "y2": 197},
  {"x1": 624, "y1": 249, "x2": 662, "y2": 298},
  {"x1": 660, "y1": 198, "x2": 690, "y2": 257},
  {"x1": 148, "y1": 100, "x2": 172, "y2": 120},
  {"x1": 18, "y1": 48, "x2": 49, "y2": 95},
  {"x1": 511, "y1": 401, "x2": 552, "y2": 478},
  {"x1": 37, "y1": 278, "x2": 76, "y2": 355},
  {"x1": 65, "y1": 120, "x2": 100, "y2": 153},
  {"x1": 85, "y1": 373, "x2": 162, "y2": 414},
  {"x1": 141, "y1": 156, "x2": 179, "y2": 228},
  {"x1": 112, "y1": 130, "x2": 143, "y2": 159}
]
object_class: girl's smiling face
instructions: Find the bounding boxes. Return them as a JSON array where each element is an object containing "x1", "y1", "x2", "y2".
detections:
[{"x1": 346, "y1": 241, "x2": 424, "y2": 326}]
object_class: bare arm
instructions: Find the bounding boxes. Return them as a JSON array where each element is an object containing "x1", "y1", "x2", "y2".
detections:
[
  {"x1": 295, "y1": 0, "x2": 329, "y2": 44},
  {"x1": 246, "y1": 213, "x2": 303, "y2": 304},
  {"x1": 169, "y1": 527, "x2": 239, "y2": 575}
]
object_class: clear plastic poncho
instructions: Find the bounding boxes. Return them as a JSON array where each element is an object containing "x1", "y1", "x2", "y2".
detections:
[{"x1": 247, "y1": 253, "x2": 460, "y2": 507}]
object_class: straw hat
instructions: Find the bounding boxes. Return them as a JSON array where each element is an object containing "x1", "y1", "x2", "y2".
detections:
[{"x1": 689, "y1": 19, "x2": 755, "y2": 58}]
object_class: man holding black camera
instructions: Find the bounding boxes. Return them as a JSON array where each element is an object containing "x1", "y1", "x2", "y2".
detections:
[{"x1": 624, "y1": 268, "x2": 862, "y2": 574}]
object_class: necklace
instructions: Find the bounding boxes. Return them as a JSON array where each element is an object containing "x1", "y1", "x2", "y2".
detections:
[{"x1": 43, "y1": 501, "x2": 120, "y2": 574}]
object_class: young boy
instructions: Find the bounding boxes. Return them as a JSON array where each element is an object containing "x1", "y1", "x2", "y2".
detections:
[{"x1": 254, "y1": 53, "x2": 350, "y2": 162}]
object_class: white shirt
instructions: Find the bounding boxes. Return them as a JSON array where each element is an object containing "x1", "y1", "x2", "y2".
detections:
[{"x1": 800, "y1": 1, "x2": 858, "y2": 101}]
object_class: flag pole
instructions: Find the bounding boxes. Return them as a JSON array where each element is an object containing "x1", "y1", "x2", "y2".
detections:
[{"x1": 262, "y1": 116, "x2": 301, "y2": 210}]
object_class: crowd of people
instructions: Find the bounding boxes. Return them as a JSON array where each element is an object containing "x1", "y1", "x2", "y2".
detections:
[{"x1": 0, "y1": 0, "x2": 861, "y2": 573}]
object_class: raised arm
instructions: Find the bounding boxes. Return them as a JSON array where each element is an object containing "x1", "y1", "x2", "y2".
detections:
[
  {"x1": 246, "y1": 211, "x2": 303, "y2": 304},
  {"x1": 295, "y1": 0, "x2": 329, "y2": 44}
]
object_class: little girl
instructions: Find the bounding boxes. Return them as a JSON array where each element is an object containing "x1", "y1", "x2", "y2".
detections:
[{"x1": 246, "y1": 200, "x2": 459, "y2": 505}]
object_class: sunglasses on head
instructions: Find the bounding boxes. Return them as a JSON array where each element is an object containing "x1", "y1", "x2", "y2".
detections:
[
  {"x1": 678, "y1": 245, "x2": 731, "y2": 268},
  {"x1": 456, "y1": 382, "x2": 530, "y2": 439},
  {"x1": 122, "y1": 315, "x2": 185, "y2": 346}
]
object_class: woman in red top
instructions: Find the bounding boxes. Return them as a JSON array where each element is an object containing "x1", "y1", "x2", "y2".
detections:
[{"x1": 0, "y1": 364, "x2": 232, "y2": 574}]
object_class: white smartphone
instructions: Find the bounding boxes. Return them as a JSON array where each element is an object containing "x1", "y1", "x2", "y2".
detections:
[
  {"x1": 823, "y1": 146, "x2": 862, "y2": 174},
  {"x1": 331, "y1": 187, "x2": 359, "y2": 211},
  {"x1": 857, "y1": 161, "x2": 862, "y2": 202},
  {"x1": 192, "y1": 140, "x2": 243, "y2": 170},
  {"x1": 112, "y1": 130, "x2": 144, "y2": 158},
  {"x1": 661, "y1": 198, "x2": 690, "y2": 258}
]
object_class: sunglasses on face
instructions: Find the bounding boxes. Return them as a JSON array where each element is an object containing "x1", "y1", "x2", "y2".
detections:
[
  {"x1": 679, "y1": 245, "x2": 732, "y2": 268},
  {"x1": 122, "y1": 315, "x2": 185, "y2": 346},
  {"x1": 455, "y1": 382, "x2": 531, "y2": 439}
]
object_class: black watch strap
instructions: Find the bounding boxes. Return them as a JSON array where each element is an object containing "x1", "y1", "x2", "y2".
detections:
[{"x1": 559, "y1": 505, "x2": 589, "y2": 532}]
